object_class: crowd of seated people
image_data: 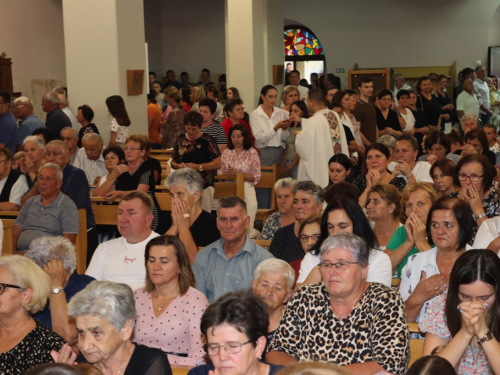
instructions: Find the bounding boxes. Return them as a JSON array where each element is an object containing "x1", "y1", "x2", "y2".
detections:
[{"x1": 4, "y1": 67, "x2": 500, "y2": 375}]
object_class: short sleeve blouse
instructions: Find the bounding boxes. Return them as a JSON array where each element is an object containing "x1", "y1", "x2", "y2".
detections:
[
  {"x1": 110, "y1": 117, "x2": 129, "y2": 143},
  {"x1": 419, "y1": 294, "x2": 493, "y2": 375},
  {"x1": 172, "y1": 134, "x2": 221, "y2": 189}
]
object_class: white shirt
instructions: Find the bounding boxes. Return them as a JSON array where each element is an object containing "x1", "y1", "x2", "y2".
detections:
[
  {"x1": 456, "y1": 90, "x2": 480, "y2": 118},
  {"x1": 73, "y1": 148, "x2": 108, "y2": 184},
  {"x1": 400, "y1": 245, "x2": 472, "y2": 323},
  {"x1": 110, "y1": 118, "x2": 129, "y2": 143},
  {"x1": 473, "y1": 78, "x2": 491, "y2": 114},
  {"x1": 62, "y1": 107, "x2": 80, "y2": 132},
  {"x1": 472, "y1": 216, "x2": 500, "y2": 253},
  {"x1": 0, "y1": 174, "x2": 29, "y2": 206},
  {"x1": 399, "y1": 108, "x2": 415, "y2": 132},
  {"x1": 297, "y1": 249, "x2": 392, "y2": 287},
  {"x1": 296, "y1": 109, "x2": 347, "y2": 188},
  {"x1": 86, "y1": 231, "x2": 160, "y2": 290},
  {"x1": 388, "y1": 161, "x2": 433, "y2": 183},
  {"x1": 249, "y1": 106, "x2": 289, "y2": 149}
]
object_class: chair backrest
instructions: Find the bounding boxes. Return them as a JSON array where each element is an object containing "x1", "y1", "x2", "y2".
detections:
[
  {"x1": 392, "y1": 278, "x2": 401, "y2": 287},
  {"x1": 1, "y1": 219, "x2": 15, "y2": 255},
  {"x1": 409, "y1": 338, "x2": 424, "y2": 367},
  {"x1": 75, "y1": 208, "x2": 87, "y2": 274},
  {"x1": 255, "y1": 164, "x2": 281, "y2": 210},
  {"x1": 289, "y1": 259, "x2": 302, "y2": 285},
  {"x1": 214, "y1": 173, "x2": 245, "y2": 200},
  {"x1": 156, "y1": 192, "x2": 172, "y2": 211},
  {"x1": 92, "y1": 204, "x2": 119, "y2": 225}
]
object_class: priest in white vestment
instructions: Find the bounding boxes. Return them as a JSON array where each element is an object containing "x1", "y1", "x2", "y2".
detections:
[{"x1": 295, "y1": 89, "x2": 349, "y2": 187}]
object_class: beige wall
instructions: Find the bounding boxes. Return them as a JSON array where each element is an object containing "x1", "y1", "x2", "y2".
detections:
[
  {"x1": 0, "y1": 0, "x2": 66, "y2": 119},
  {"x1": 63, "y1": 0, "x2": 148, "y2": 145}
]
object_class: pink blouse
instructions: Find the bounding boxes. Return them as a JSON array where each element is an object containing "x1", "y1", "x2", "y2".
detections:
[
  {"x1": 218, "y1": 148, "x2": 261, "y2": 186},
  {"x1": 134, "y1": 287, "x2": 209, "y2": 366}
]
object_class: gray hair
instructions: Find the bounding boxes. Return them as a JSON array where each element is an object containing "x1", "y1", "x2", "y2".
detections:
[
  {"x1": 52, "y1": 87, "x2": 67, "y2": 95},
  {"x1": 61, "y1": 127, "x2": 77, "y2": 138},
  {"x1": 274, "y1": 177, "x2": 296, "y2": 193},
  {"x1": 39, "y1": 163, "x2": 63, "y2": 182},
  {"x1": 46, "y1": 140, "x2": 69, "y2": 154},
  {"x1": 23, "y1": 135, "x2": 45, "y2": 148},
  {"x1": 14, "y1": 96, "x2": 33, "y2": 108},
  {"x1": 57, "y1": 94, "x2": 69, "y2": 107},
  {"x1": 43, "y1": 91, "x2": 61, "y2": 105},
  {"x1": 25, "y1": 236, "x2": 77, "y2": 274},
  {"x1": 68, "y1": 281, "x2": 135, "y2": 331},
  {"x1": 320, "y1": 233, "x2": 370, "y2": 268},
  {"x1": 293, "y1": 180, "x2": 325, "y2": 205},
  {"x1": 460, "y1": 113, "x2": 478, "y2": 125},
  {"x1": 393, "y1": 74, "x2": 404, "y2": 79},
  {"x1": 82, "y1": 132, "x2": 103, "y2": 144},
  {"x1": 166, "y1": 168, "x2": 203, "y2": 196},
  {"x1": 253, "y1": 258, "x2": 295, "y2": 292}
]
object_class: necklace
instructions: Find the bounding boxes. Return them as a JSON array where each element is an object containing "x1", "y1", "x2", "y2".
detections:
[
  {"x1": 374, "y1": 221, "x2": 398, "y2": 239},
  {"x1": 155, "y1": 290, "x2": 168, "y2": 311}
]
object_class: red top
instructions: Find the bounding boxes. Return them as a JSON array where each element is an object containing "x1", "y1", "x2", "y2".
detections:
[{"x1": 220, "y1": 119, "x2": 255, "y2": 142}]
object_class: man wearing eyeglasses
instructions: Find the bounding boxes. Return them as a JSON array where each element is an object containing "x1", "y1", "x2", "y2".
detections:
[
  {"x1": 0, "y1": 90, "x2": 18, "y2": 154},
  {"x1": 13, "y1": 96, "x2": 45, "y2": 151},
  {"x1": 0, "y1": 147, "x2": 29, "y2": 211}
]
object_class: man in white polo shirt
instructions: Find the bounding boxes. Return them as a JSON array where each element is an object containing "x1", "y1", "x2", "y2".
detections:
[
  {"x1": 473, "y1": 66, "x2": 493, "y2": 127},
  {"x1": 86, "y1": 191, "x2": 159, "y2": 290},
  {"x1": 457, "y1": 78, "x2": 480, "y2": 119}
]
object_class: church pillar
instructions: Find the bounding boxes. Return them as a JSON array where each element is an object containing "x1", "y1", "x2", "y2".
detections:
[
  {"x1": 62, "y1": 0, "x2": 147, "y2": 145},
  {"x1": 225, "y1": 0, "x2": 284, "y2": 109}
]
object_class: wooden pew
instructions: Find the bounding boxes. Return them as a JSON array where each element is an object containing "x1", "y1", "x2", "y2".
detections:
[
  {"x1": 254, "y1": 164, "x2": 281, "y2": 227},
  {"x1": 0, "y1": 209, "x2": 87, "y2": 274},
  {"x1": 1, "y1": 219, "x2": 15, "y2": 255},
  {"x1": 391, "y1": 278, "x2": 401, "y2": 287},
  {"x1": 214, "y1": 173, "x2": 245, "y2": 200},
  {"x1": 156, "y1": 192, "x2": 172, "y2": 211},
  {"x1": 408, "y1": 322, "x2": 423, "y2": 367},
  {"x1": 171, "y1": 365, "x2": 191, "y2": 375}
]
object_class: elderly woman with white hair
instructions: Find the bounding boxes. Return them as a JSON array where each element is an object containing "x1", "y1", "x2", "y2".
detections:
[
  {"x1": 267, "y1": 233, "x2": 410, "y2": 374},
  {"x1": 0, "y1": 255, "x2": 66, "y2": 374},
  {"x1": 20, "y1": 135, "x2": 45, "y2": 187},
  {"x1": 25, "y1": 236, "x2": 95, "y2": 345},
  {"x1": 260, "y1": 178, "x2": 296, "y2": 241},
  {"x1": 165, "y1": 168, "x2": 221, "y2": 264},
  {"x1": 252, "y1": 258, "x2": 295, "y2": 348},
  {"x1": 53, "y1": 281, "x2": 172, "y2": 375}
]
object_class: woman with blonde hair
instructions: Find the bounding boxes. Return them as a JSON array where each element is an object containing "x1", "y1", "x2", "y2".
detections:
[
  {"x1": 386, "y1": 183, "x2": 437, "y2": 278},
  {"x1": 189, "y1": 86, "x2": 206, "y2": 112},
  {"x1": 366, "y1": 184, "x2": 403, "y2": 250},
  {"x1": 281, "y1": 85, "x2": 300, "y2": 113},
  {"x1": 0, "y1": 255, "x2": 65, "y2": 374}
]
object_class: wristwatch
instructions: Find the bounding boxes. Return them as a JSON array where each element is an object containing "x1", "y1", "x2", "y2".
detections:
[
  {"x1": 477, "y1": 330, "x2": 494, "y2": 345},
  {"x1": 199, "y1": 164, "x2": 203, "y2": 172},
  {"x1": 474, "y1": 213, "x2": 487, "y2": 220},
  {"x1": 51, "y1": 286, "x2": 64, "y2": 294}
]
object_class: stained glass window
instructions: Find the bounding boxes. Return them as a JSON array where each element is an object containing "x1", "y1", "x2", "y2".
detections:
[{"x1": 284, "y1": 28, "x2": 324, "y2": 56}]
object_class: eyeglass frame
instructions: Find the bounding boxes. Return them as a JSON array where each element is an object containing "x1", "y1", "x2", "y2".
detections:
[
  {"x1": 123, "y1": 146, "x2": 142, "y2": 151},
  {"x1": 299, "y1": 234, "x2": 321, "y2": 242},
  {"x1": 205, "y1": 340, "x2": 253, "y2": 356},
  {"x1": 319, "y1": 261, "x2": 359, "y2": 271},
  {"x1": 457, "y1": 174, "x2": 484, "y2": 182},
  {"x1": 0, "y1": 283, "x2": 23, "y2": 295}
]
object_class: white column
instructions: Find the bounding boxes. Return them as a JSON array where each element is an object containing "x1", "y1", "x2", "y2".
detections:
[
  {"x1": 62, "y1": 0, "x2": 147, "y2": 145},
  {"x1": 225, "y1": 0, "x2": 284, "y2": 110}
]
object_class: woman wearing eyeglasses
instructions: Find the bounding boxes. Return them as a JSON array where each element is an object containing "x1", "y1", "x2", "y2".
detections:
[
  {"x1": 449, "y1": 154, "x2": 499, "y2": 244},
  {"x1": 0, "y1": 255, "x2": 66, "y2": 374},
  {"x1": 267, "y1": 233, "x2": 409, "y2": 374},
  {"x1": 188, "y1": 291, "x2": 283, "y2": 375},
  {"x1": 400, "y1": 197, "x2": 473, "y2": 324},
  {"x1": 98, "y1": 135, "x2": 162, "y2": 232}
]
